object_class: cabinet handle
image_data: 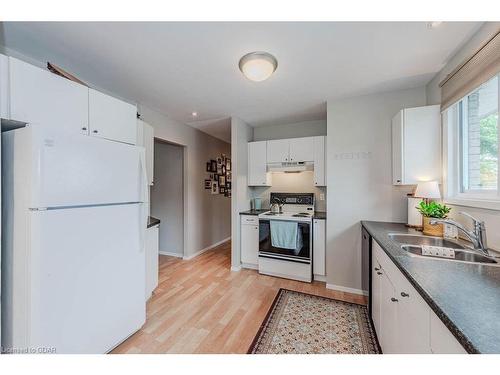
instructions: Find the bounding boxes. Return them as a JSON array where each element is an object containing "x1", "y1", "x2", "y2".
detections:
[
  {"x1": 391, "y1": 297, "x2": 399, "y2": 302},
  {"x1": 93, "y1": 130, "x2": 98, "y2": 134},
  {"x1": 400, "y1": 292, "x2": 409, "y2": 297},
  {"x1": 376, "y1": 272, "x2": 382, "y2": 275},
  {"x1": 82, "y1": 127, "x2": 87, "y2": 131},
  {"x1": 374, "y1": 267, "x2": 380, "y2": 271}
]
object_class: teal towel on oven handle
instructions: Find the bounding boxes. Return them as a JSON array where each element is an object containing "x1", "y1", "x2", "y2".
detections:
[{"x1": 270, "y1": 220, "x2": 300, "y2": 250}]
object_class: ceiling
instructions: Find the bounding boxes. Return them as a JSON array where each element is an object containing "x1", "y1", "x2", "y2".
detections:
[{"x1": 0, "y1": 22, "x2": 482, "y2": 143}]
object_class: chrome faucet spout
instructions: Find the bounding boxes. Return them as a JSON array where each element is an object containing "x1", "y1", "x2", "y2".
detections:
[{"x1": 430, "y1": 212, "x2": 489, "y2": 256}]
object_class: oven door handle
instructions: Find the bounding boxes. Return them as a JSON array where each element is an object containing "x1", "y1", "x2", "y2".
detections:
[{"x1": 258, "y1": 252, "x2": 311, "y2": 264}]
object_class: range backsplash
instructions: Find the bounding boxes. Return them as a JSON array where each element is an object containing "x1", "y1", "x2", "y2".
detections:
[{"x1": 250, "y1": 171, "x2": 327, "y2": 211}]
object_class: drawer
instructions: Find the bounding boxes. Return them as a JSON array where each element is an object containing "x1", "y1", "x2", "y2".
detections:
[{"x1": 240, "y1": 215, "x2": 259, "y2": 225}]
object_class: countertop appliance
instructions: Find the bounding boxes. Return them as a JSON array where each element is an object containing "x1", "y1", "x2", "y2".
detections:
[
  {"x1": 258, "y1": 192, "x2": 314, "y2": 282},
  {"x1": 1, "y1": 125, "x2": 148, "y2": 353}
]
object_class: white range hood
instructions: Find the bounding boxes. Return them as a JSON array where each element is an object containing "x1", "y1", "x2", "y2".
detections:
[{"x1": 267, "y1": 161, "x2": 314, "y2": 173}]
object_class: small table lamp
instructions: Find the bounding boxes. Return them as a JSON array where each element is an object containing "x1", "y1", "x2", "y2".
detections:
[{"x1": 414, "y1": 181, "x2": 441, "y2": 202}]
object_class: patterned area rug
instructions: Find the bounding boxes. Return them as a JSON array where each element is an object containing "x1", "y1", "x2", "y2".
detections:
[{"x1": 248, "y1": 289, "x2": 380, "y2": 354}]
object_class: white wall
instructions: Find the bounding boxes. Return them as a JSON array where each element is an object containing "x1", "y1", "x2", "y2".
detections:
[
  {"x1": 426, "y1": 22, "x2": 500, "y2": 251},
  {"x1": 326, "y1": 87, "x2": 427, "y2": 292},
  {"x1": 252, "y1": 119, "x2": 326, "y2": 141},
  {"x1": 250, "y1": 172, "x2": 327, "y2": 211},
  {"x1": 231, "y1": 116, "x2": 253, "y2": 269},
  {"x1": 151, "y1": 141, "x2": 184, "y2": 256},
  {"x1": 139, "y1": 105, "x2": 231, "y2": 258}
]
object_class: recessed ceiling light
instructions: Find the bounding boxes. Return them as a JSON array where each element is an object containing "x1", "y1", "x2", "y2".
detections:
[
  {"x1": 239, "y1": 51, "x2": 278, "y2": 82},
  {"x1": 191, "y1": 111, "x2": 198, "y2": 117},
  {"x1": 428, "y1": 21, "x2": 443, "y2": 29}
]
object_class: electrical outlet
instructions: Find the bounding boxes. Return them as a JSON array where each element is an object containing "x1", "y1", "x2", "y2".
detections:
[
  {"x1": 319, "y1": 194, "x2": 325, "y2": 201},
  {"x1": 422, "y1": 245, "x2": 456, "y2": 259}
]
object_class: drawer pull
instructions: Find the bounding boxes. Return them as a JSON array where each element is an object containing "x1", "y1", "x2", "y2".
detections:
[
  {"x1": 400, "y1": 292, "x2": 409, "y2": 297},
  {"x1": 374, "y1": 267, "x2": 380, "y2": 271},
  {"x1": 391, "y1": 297, "x2": 399, "y2": 302},
  {"x1": 376, "y1": 272, "x2": 382, "y2": 275}
]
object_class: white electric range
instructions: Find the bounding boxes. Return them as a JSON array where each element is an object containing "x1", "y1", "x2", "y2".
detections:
[{"x1": 257, "y1": 193, "x2": 314, "y2": 282}]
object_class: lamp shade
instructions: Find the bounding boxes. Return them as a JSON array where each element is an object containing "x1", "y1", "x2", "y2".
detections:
[{"x1": 414, "y1": 181, "x2": 441, "y2": 199}]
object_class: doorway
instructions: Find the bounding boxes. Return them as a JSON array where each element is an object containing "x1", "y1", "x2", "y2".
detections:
[{"x1": 151, "y1": 139, "x2": 185, "y2": 257}]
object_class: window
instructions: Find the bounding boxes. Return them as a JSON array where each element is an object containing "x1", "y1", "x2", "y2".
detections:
[
  {"x1": 459, "y1": 75, "x2": 499, "y2": 193},
  {"x1": 444, "y1": 74, "x2": 500, "y2": 208}
]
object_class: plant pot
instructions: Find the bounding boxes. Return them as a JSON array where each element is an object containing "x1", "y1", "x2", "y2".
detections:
[{"x1": 422, "y1": 216, "x2": 443, "y2": 237}]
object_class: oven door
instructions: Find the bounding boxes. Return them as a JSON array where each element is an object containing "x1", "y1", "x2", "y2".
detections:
[{"x1": 258, "y1": 219, "x2": 311, "y2": 263}]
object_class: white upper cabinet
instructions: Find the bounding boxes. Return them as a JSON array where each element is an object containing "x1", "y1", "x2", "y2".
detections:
[
  {"x1": 7, "y1": 57, "x2": 89, "y2": 134},
  {"x1": 1, "y1": 54, "x2": 9, "y2": 119},
  {"x1": 89, "y1": 88, "x2": 137, "y2": 145},
  {"x1": 392, "y1": 105, "x2": 441, "y2": 185},
  {"x1": 267, "y1": 137, "x2": 315, "y2": 163},
  {"x1": 267, "y1": 139, "x2": 290, "y2": 163},
  {"x1": 289, "y1": 137, "x2": 314, "y2": 162},
  {"x1": 313, "y1": 136, "x2": 326, "y2": 186},
  {"x1": 248, "y1": 141, "x2": 271, "y2": 186},
  {"x1": 137, "y1": 119, "x2": 155, "y2": 185}
]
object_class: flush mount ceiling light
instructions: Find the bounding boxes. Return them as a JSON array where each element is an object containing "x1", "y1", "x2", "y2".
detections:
[{"x1": 239, "y1": 52, "x2": 278, "y2": 82}]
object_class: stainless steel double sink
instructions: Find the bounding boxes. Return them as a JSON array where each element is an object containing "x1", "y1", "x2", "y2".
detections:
[{"x1": 388, "y1": 233, "x2": 498, "y2": 265}]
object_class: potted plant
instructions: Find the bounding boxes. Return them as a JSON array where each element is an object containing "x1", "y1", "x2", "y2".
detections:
[{"x1": 416, "y1": 201, "x2": 451, "y2": 237}]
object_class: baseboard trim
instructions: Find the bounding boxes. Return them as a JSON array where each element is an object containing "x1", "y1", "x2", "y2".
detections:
[
  {"x1": 326, "y1": 283, "x2": 368, "y2": 297},
  {"x1": 159, "y1": 251, "x2": 183, "y2": 258},
  {"x1": 313, "y1": 275, "x2": 327, "y2": 282},
  {"x1": 183, "y1": 237, "x2": 231, "y2": 260},
  {"x1": 241, "y1": 263, "x2": 258, "y2": 270}
]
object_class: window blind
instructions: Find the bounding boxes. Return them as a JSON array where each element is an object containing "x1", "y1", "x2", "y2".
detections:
[{"x1": 439, "y1": 30, "x2": 500, "y2": 111}]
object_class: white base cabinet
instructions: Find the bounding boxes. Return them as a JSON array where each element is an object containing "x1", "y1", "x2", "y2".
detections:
[
  {"x1": 145, "y1": 224, "x2": 159, "y2": 300},
  {"x1": 313, "y1": 219, "x2": 326, "y2": 278},
  {"x1": 240, "y1": 215, "x2": 259, "y2": 268},
  {"x1": 372, "y1": 240, "x2": 465, "y2": 354}
]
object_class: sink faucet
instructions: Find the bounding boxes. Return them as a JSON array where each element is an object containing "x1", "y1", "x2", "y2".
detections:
[{"x1": 430, "y1": 212, "x2": 489, "y2": 256}]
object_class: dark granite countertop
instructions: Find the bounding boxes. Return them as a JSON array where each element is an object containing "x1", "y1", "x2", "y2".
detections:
[
  {"x1": 240, "y1": 210, "x2": 327, "y2": 219},
  {"x1": 147, "y1": 216, "x2": 161, "y2": 228},
  {"x1": 362, "y1": 220, "x2": 500, "y2": 354}
]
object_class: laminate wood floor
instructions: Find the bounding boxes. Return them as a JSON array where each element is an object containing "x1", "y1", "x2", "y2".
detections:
[{"x1": 112, "y1": 240, "x2": 367, "y2": 354}]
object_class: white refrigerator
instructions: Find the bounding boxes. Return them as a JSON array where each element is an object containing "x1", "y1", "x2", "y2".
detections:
[{"x1": 1, "y1": 125, "x2": 147, "y2": 354}]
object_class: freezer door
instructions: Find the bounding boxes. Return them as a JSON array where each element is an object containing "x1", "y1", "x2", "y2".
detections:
[
  {"x1": 28, "y1": 204, "x2": 146, "y2": 353},
  {"x1": 9, "y1": 126, "x2": 146, "y2": 208}
]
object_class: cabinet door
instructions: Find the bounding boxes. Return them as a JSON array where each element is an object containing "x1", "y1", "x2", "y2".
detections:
[
  {"x1": 379, "y1": 271, "x2": 398, "y2": 353},
  {"x1": 89, "y1": 88, "x2": 137, "y2": 145},
  {"x1": 313, "y1": 219, "x2": 326, "y2": 276},
  {"x1": 241, "y1": 221, "x2": 259, "y2": 266},
  {"x1": 371, "y1": 257, "x2": 382, "y2": 337},
  {"x1": 266, "y1": 139, "x2": 290, "y2": 163},
  {"x1": 248, "y1": 141, "x2": 270, "y2": 186},
  {"x1": 145, "y1": 224, "x2": 159, "y2": 299},
  {"x1": 430, "y1": 313, "x2": 467, "y2": 354},
  {"x1": 289, "y1": 137, "x2": 314, "y2": 162},
  {"x1": 392, "y1": 110, "x2": 403, "y2": 185},
  {"x1": 9, "y1": 57, "x2": 89, "y2": 134},
  {"x1": 403, "y1": 105, "x2": 441, "y2": 184},
  {"x1": 394, "y1": 271, "x2": 431, "y2": 353},
  {"x1": 140, "y1": 121, "x2": 155, "y2": 185},
  {"x1": 313, "y1": 136, "x2": 326, "y2": 186},
  {"x1": 1, "y1": 54, "x2": 9, "y2": 119}
]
